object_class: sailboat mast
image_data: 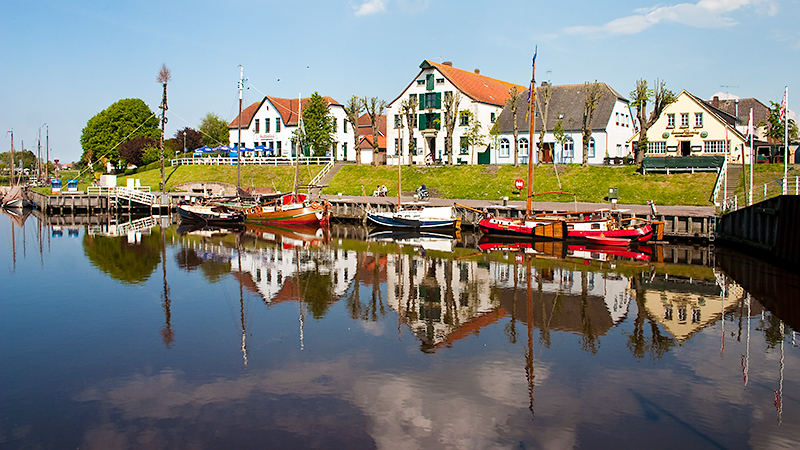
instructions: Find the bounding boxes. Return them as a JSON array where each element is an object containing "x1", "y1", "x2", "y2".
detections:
[
  {"x1": 526, "y1": 50, "x2": 537, "y2": 217},
  {"x1": 8, "y1": 130, "x2": 13, "y2": 187},
  {"x1": 237, "y1": 65, "x2": 243, "y2": 189},
  {"x1": 295, "y1": 94, "x2": 301, "y2": 200},
  {"x1": 398, "y1": 126, "x2": 402, "y2": 208}
]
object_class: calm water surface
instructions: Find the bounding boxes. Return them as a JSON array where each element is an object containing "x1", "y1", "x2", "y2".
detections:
[{"x1": 1, "y1": 211, "x2": 798, "y2": 449}]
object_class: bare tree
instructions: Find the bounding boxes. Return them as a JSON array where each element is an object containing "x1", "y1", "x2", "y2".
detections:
[
  {"x1": 536, "y1": 83, "x2": 553, "y2": 164},
  {"x1": 156, "y1": 64, "x2": 171, "y2": 190},
  {"x1": 506, "y1": 87, "x2": 520, "y2": 166},
  {"x1": 461, "y1": 110, "x2": 486, "y2": 165},
  {"x1": 442, "y1": 91, "x2": 461, "y2": 165},
  {"x1": 581, "y1": 81, "x2": 602, "y2": 166},
  {"x1": 400, "y1": 95, "x2": 418, "y2": 165},
  {"x1": 630, "y1": 79, "x2": 676, "y2": 166},
  {"x1": 363, "y1": 97, "x2": 386, "y2": 166},
  {"x1": 344, "y1": 96, "x2": 363, "y2": 165}
]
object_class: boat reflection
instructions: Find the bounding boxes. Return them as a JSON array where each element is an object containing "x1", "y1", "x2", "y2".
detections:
[
  {"x1": 244, "y1": 222, "x2": 329, "y2": 249},
  {"x1": 367, "y1": 229, "x2": 461, "y2": 252},
  {"x1": 176, "y1": 221, "x2": 244, "y2": 236}
]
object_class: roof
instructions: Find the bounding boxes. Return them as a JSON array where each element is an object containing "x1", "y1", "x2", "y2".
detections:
[
  {"x1": 496, "y1": 82, "x2": 628, "y2": 133},
  {"x1": 358, "y1": 113, "x2": 387, "y2": 137},
  {"x1": 703, "y1": 97, "x2": 770, "y2": 126},
  {"x1": 391, "y1": 60, "x2": 526, "y2": 107},
  {"x1": 229, "y1": 95, "x2": 342, "y2": 128},
  {"x1": 358, "y1": 134, "x2": 386, "y2": 150}
]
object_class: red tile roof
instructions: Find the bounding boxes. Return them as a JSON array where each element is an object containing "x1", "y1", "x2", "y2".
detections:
[
  {"x1": 358, "y1": 113, "x2": 387, "y2": 137},
  {"x1": 359, "y1": 134, "x2": 386, "y2": 150},
  {"x1": 421, "y1": 60, "x2": 526, "y2": 107},
  {"x1": 229, "y1": 95, "x2": 342, "y2": 128}
]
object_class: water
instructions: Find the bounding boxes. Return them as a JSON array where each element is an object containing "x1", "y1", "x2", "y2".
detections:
[{"x1": 1, "y1": 211, "x2": 798, "y2": 449}]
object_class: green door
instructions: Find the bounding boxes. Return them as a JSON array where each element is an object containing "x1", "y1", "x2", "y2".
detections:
[{"x1": 478, "y1": 146, "x2": 490, "y2": 165}]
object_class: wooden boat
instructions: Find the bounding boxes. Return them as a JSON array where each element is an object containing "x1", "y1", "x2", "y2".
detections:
[
  {"x1": 536, "y1": 209, "x2": 660, "y2": 243},
  {"x1": 366, "y1": 206, "x2": 461, "y2": 230},
  {"x1": 1, "y1": 186, "x2": 34, "y2": 209},
  {"x1": 567, "y1": 242, "x2": 652, "y2": 261},
  {"x1": 584, "y1": 235, "x2": 633, "y2": 246},
  {"x1": 477, "y1": 51, "x2": 566, "y2": 240},
  {"x1": 177, "y1": 202, "x2": 245, "y2": 224},
  {"x1": 244, "y1": 222, "x2": 328, "y2": 248},
  {"x1": 240, "y1": 193, "x2": 329, "y2": 226}
]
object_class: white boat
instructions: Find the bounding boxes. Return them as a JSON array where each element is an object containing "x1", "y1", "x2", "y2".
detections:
[{"x1": 366, "y1": 206, "x2": 461, "y2": 229}]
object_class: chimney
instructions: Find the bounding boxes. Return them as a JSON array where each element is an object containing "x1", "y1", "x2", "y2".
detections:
[
  {"x1": 712, "y1": 96, "x2": 719, "y2": 108},
  {"x1": 443, "y1": 61, "x2": 452, "y2": 66},
  {"x1": 474, "y1": 68, "x2": 480, "y2": 74},
  {"x1": 541, "y1": 81, "x2": 549, "y2": 87}
]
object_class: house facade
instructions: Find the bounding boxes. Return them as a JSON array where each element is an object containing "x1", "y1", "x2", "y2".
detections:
[
  {"x1": 632, "y1": 91, "x2": 749, "y2": 163},
  {"x1": 229, "y1": 95, "x2": 354, "y2": 160},
  {"x1": 385, "y1": 60, "x2": 525, "y2": 165},
  {"x1": 495, "y1": 82, "x2": 636, "y2": 165}
]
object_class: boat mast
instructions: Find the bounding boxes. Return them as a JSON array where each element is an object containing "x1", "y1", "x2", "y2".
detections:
[
  {"x1": 398, "y1": 125, "x2": 402, "y2": 208},
  {"x1": 8, "y1": 130, "x2": 13, "y2": 187},
  {"x1": 295, "y1": 94, "x2": 302, "y2": 200},
  {"x1": 526, "y1": 49, "x2": 537, "y2": 217},
  {"x1": 237, "y1": 65, "x2": 243, "y2": 189}
]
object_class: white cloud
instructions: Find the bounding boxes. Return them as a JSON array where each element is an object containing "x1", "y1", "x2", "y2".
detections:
[
  {"x1": 565, "y1": 0, "x2": 777, "y2": 36},
  {"x1": 354, "y1": 0, "x2": 387, "y2": 16}
]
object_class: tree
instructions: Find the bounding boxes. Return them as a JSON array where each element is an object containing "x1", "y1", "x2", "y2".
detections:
[
  {"x1": 175, "y1": 127, "x2": 203, "y2": 154},
  {"x1": 400, "y1": 95, "x2": 418, "y2": 165},
  {"x1": 630, "y1": 79, "x2": 676, "y2": 166},
  {"x1": 554, "y1": 119, "x2": 568, "y2": 158},
  {"x1": 581, "y1": 81, "x2": 603, "y2": 166},
  {"x1": 198, "y1": 112, "x2": 230, "y2": 147},
  {"x1": 536, "y1": 83, "x2": 553, "y2": 164},
  {"x1": 760, "y1": 101, "x2": 798, "y2": 147},
  {"x1": 80, "y1": 98, "x2": 160, "y2": 172},
  {"x1": 461, "y1": 110, "x2": 485, "y2": 165},
  {"x1": 506, "y1": 87, "x2": 520, "y2": 166},
  {"x1": 344, "y1": 96, "x2": 363, "y2": 165},
  {"x1": 302, "y1": 92, "x2": 336, "y2": 157},
  {"x1": 119, "y1": 136, "x2": 158, "y2": 167},
  {"x1": 443, "y1": 91, "x2": 461, "y2": 165},
  {"x1": 363, "y1": 97, "x2": 386, "y2": 165}
]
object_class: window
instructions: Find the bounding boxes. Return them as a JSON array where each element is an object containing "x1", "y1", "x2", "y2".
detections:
[
  {"x1": 254, "y1": 119, "x2": 260, "y2": 133},
  {"x1": 647, "y1": 141, "x2": 667, "y2": 154},
  {"x1": 615, "y1": 112, "x2": 619, "y2": 125},
  {"x1": 460, "y1": 137, "x2": 469, "y2": 155},
  {"x1": 491, "y1": 112, "x2": 496, "y2": 123},
  {"x1": 518, "y1": 138, "x2": 529, "y2": 156},
  {"x1": 277, "y1": 141, "x2": 282, "y2": 155},
  {"x1": 695, "y1": 112, "x2": 703, "y2": 128},
  {"x1": 680, "y1": 113, "x2": 689, "y2": 128},
  {"x1": 459, "y1": 111, "x2": 469, "y2": 126},
  {"x1": 703, "y1": 140, "x2": 728, "y2": 153},
  {"x1": 667, "y1": 114, "x2": 675, "y2": 128},
  {"x1": 394, "y1": 138, "x2": 402, "y2": 155},
  {"x1": 412, "y1": 138, "x2": 418, "y2": 154},
  {"x1": 499, "y1": 138, "x2": 510, "y2": 157},
  {"x1": 436, "y1": 78, "x2": 444, "y2": 85},
  {"x1": 265, "y1": 118, "x2": 271, "y2": 133},
  {"x1": 276, "y1": 119, "x2": 280, "y2": 132},
  {"x1": 563, "y1": 138, "x2": 574, "y2": 159},
  {"x1": 394, "y1": 114, "x2": 402, "y2": 129},
  {"x1": 417, "y1": 79, "x2": 425, "y2": 86},
  {"x1": 588, "y1": 137, "x2": 595, "y2": 158},
  {"x1": 421, "y1": 92, "x2": 441, "y2": 109}
]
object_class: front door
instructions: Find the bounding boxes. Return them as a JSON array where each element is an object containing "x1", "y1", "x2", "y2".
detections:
[
  {"x1": 680, "y1": 141, "x2": 691, "y2": 156},
  {"x1": 541, "y1": 143, "x2": 554, "y2": 163}
]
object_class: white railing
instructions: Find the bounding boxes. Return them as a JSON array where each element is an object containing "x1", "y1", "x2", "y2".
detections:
[
  {"x1": 171, "y1": 156, "x2": 333, "y2": 166},
  {"x1": 88, "y1": 215, "x2": 158, "y2": 237},
  {"x1": 87, "y1": 186, "x2": 157, "y2": 206},
  {"x1": 711, "y1": 158, "x2": 728, "y2": 206},
  {"x1": 308, "y1": 159, "x2": 335, "y2": 189},
  {"x1": 721, "y1": 176, "x2": 800, "y2": 212}
]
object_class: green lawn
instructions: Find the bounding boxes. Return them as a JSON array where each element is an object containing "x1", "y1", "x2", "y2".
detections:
[{"x1": 47, "y1": 162, "x2": 798, "y2": 206}]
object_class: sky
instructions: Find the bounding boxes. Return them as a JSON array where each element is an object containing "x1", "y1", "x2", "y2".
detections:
[{"x1": 2, "y1": 0, "x2": 798, "y2": 163}]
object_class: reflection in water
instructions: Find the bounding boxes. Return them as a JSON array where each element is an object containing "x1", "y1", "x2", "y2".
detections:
[{"x1": 2, "y1": 214, "x2": 798, "y2": 449}]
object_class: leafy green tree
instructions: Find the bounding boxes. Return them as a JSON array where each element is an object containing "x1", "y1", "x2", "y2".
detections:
[
  {"x1": 175, "y1": 127, "x2": 204, "y2": 153},
  {"x1": 760, "y1": 101, "x2": 798, "y2": 147},
  {"x1": 198, "y1": 112, "x2": 231, "y2": 147},
  {"x1": 630, "y1": 79, "x2": 675, "y2": 166},
  {"x1": 80, "y1": 98, "x2": 160, "y2": 172},
  {"x1": 301, "y1": 92, "x2": 336, "y2": 157},
  {"x1": 0, "y1": 149, "x2": 36, "y2": 171}
]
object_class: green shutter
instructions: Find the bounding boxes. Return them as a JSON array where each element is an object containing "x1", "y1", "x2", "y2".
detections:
[
  {"x1": 419, "y1": 114, "x2": 427, "y2": 130},
  {"x1": 426, "y1": 74, "x2": 434, "y2": 91},
  {"x1": 434, "y1": 113, "x2": 441, "y2": 130},
  {"x1": 435, "y1": 92, "x2": 441, "y2": 109}
]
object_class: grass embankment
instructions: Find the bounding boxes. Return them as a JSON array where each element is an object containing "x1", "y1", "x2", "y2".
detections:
[
  {"x1": 324, "y1": 165, "x2": 718, "y2": 206},
  {"x1": 43, "y1": 162, "x2": 795, "y2": 206}
]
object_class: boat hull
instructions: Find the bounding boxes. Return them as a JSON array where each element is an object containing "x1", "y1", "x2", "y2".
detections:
[
  {"x1": 242, "y1": 202, "x2": 326, "y2": 226},
  {"x1": 177, "y1": 204, "x2": 245, "y2": 224},
  {"x1": 478, "y1": 215, "x2": 567, "y2": 240},
  {"x1": 567, "y1": 223, "x2": 654, "y2": 242},
  {"x1": 366, "y1": 207, "x2": 461, "y2": 230}
]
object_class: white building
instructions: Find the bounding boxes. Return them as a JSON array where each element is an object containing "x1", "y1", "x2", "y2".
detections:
[
  {"x1": 385, "y1": 60, "x2": 526, "y2": 165},
  {"x1": 229, "y1": 95, "x2": 355, "y2": 160},
  {"x1": 495, "y1": 82, "x2": 636, "y2": 165}
]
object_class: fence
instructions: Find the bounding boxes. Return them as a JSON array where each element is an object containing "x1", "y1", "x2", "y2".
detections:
[
  {"x1": 171, "y1": 156, "x2": 333, "y2": 167},
  {"x1": 721, "y1": 176, "x2": 800, "y2": 213}
]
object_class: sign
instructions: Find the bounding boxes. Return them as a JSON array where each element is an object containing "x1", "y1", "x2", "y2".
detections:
[
  {"x1": 259, "y1": 134, "x2": 275, "y2": 141},
  {"x1": 514, "y1": 178, "x2": 525, "y2": 190}
]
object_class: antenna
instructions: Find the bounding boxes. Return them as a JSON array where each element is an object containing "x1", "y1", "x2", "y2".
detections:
[
  {"x1": 720, "y1": 85, "x2": 739, "y2": 98},
  {"x1": 546, "y1": 70, "x2": 552, "y2": 84}
]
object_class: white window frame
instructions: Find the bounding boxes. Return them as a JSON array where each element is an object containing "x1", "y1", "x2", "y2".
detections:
[
  {"x1": 588, "y1": 137, "x2": 596, "y2": 158},
  {"x1": 499, "y1": 138, "x2": 510, "y2": 157},
  {"x1": 695, "y1": 112, "x2": 703, "y2": 128},
  {"x1": 647, "y1": 141, "x2": 667, "y2": 154},
  {"x1": 518, "y1": 138, "x2": 529, "y2": 156},
  {"x1": 563, "y1": 138, "x2": 574, "y2": 159},
  {"x1": 667, "y1": 114, "x2": 675, "y2": 128},
  {"x1": 680, "y1": 113, "x2": 689, "y2": 128},
  {"x1": 703, "y1": 140, "x2": 728, "y2": 154}
]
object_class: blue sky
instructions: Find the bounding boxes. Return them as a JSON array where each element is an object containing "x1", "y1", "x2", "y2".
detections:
[{"x1": 2, "y1": 0, "x2": 797, "y2": 163}]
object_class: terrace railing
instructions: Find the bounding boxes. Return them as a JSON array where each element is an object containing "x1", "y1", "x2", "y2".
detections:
[{"x1": 720, "y1": 176, "x2": 800, "y2": 213}]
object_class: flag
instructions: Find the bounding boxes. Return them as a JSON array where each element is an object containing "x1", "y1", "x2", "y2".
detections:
[
  {"x1": 746, "y1": 108, "x2": 753, "y2": 140},
  {"x1": 779, "y1": 87, "x2": 787, "y2": 122}
]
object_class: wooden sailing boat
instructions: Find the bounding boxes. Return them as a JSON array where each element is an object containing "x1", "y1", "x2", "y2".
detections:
[
  {"x1": 366, "y1": 126, "x2": 461, "y2": 230},
  {"x1": 478, "y1": 50, "x2": 567, "y2": 240}
]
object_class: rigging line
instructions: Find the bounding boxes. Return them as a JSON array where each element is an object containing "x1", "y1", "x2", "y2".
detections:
[{"x1": 75, "y1": 111, "x2": 158, "y2": 179}]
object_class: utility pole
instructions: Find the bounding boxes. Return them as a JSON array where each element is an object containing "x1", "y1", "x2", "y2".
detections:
[{"x1": 157, "y1": 64, "x2": 171, "y2": 192}]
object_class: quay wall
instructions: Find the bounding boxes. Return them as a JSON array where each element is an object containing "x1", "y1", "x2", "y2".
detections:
[{"x1": 717, "y1": 195, "x2": 800, "y2": 266}]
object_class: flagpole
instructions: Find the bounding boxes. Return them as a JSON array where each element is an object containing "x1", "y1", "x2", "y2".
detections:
[{"x1": 784, "y1": 86, "x2": 789, "y2": 195}]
